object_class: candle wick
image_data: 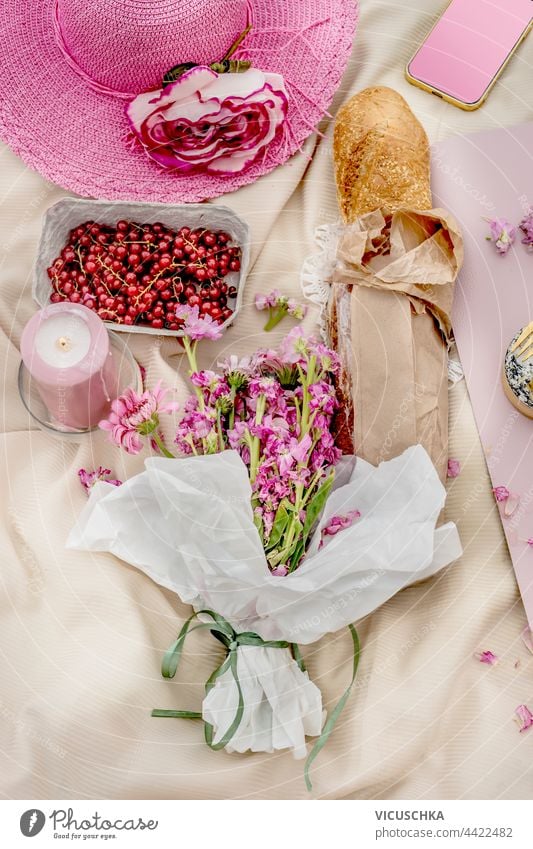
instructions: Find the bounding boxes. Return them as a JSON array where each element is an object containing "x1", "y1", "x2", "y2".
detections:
[{"x1": 56, "y1": 336, "x2": 72, "y2": 352}]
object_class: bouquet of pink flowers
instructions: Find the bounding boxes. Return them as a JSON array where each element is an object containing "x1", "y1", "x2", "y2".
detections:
[
  {"x1": 69, "y1": 305, "x2": 461, "y2": 790},
  {"x1": 100, "y1": 306, "x2": 347, "y2": 576}
]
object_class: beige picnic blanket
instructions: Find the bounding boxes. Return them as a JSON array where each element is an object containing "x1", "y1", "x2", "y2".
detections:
[{"x1": 1, "y1": 0, "x2": 533, "y2": 800}]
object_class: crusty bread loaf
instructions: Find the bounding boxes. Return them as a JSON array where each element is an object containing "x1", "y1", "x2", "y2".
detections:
[
  {"x1": 333, "y1": 86, "x2": 432, "y2": 222},
  {"x1": 328, "y1": 87, "x2": 432, "y2": 455}
]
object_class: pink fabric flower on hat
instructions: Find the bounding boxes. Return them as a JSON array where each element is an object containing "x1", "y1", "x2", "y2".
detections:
[
  {"x1": 99, "y1": 382, "x2": 178, "y2": 454},
  {"x1": 126, "y1": 67, "x2": 289, "y2": 175}
]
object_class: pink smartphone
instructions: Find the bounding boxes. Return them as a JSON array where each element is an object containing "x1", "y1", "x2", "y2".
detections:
[{"x1": 406, "y1": 0, "x2": 533, "y2": 110}]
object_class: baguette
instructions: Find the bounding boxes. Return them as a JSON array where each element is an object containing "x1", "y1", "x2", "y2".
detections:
[{"x1": 327, "y1": 87, "x2": 435, "y2": 461}]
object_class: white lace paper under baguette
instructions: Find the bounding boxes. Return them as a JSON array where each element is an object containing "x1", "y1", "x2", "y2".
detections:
[
  {"x1": 67, "y1": 446, "x2": 461, "y2": 758},
  {"x1": 300, "y1": 221, "x2": 464, "y2": 385}
]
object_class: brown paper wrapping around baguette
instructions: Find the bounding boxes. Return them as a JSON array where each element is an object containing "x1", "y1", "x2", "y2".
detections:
[{"x1": 327, "y1": 207, "x2": 463, "y2": 482}]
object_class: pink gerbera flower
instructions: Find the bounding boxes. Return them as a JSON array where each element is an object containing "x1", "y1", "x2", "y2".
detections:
[
  {"x1": 175, "y1": 305, "x2": 223, "y2": 341},
  {"x1": 99, "y1": 381, "x2": 179, "y2": 454}
]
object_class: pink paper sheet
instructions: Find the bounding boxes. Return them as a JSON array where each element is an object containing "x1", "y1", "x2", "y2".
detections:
[{"x1": 432, "y1": 122, "x2": 533, "y2": 628}]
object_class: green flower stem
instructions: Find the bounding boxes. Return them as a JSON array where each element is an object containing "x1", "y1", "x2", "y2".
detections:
[
  {"x1": 152, "y1": 430, "x2": 175, "y2": 459},
  {"x1": 249, "y1": 395, "x2": 267, "y2": 483},
  {"x1": 264, "y1": 305, "x2": 288, "y2": 332},
  {"x1": 182, "y1": 335, "x2": 198, "y2": 373},
  {"x1": 182, "y1": 336, "x2": 205, "y2": 412},
  {"x1": 269, "y1": 483, "x2": 304, "y2": 568},
  {"x1": 228, "y1": 386, "x2": 237, "y2": 430},
  {"x1": 299, "y1": 354, "x2": 316, "y2": 436},
  {"x1": 216, "y1": 409, "x2": 225, "y2": 452},
  {"x1": 300, "y1": 469, "x2": 323, "y2": 507}
]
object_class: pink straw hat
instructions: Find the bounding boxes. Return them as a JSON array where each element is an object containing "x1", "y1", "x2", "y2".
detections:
[{"x1": 0, "y1": 0, "x2": 358, "y2": 202}]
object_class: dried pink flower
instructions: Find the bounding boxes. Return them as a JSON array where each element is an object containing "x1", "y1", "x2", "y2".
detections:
[
  {"x1": 78, "y1": 467, "x2": 122, "y2": 494},
  {"x1": 99, "y1": 381, "x2": 178, "y2": 454},
  {"x1": 474, "y1": 650, "x2": 498, "y2": 666},
  {"x1": 485, "y1": 217, "x2": 516, "y2": 255},
  {"x1": 515, "y1": 704, "x2": 533, "y2": 732},
  {"x1": 447, "y1": 458, "x2": 461, "y2": 478},
  {"x1": 519, "y1": 208, "x2": 533, "y2": 249},
  {"x1": 492, "y1": 485, "x2": 510, "y2": 502}
]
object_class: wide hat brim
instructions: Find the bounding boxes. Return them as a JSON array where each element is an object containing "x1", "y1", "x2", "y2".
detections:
[{"x1": 0, "y1": 1, "x2": 358, "y2": 202}]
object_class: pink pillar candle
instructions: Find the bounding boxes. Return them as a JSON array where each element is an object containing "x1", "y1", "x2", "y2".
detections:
[{"x1": 20, "y1": 303, "x2": 118, "y2": 429}]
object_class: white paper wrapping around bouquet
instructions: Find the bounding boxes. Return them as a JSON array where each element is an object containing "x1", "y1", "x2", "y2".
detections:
[
  {"x1": 203, "y1": 645, "x2": 323, "y2": 759},
  {"x1": 68, "y1": 445, "x2": 461, "y2": 756},
  {"x1": 68, "y1": 445, "x2": 461, "y2": 644}
]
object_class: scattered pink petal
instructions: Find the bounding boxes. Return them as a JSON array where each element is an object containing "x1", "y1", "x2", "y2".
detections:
[
  {"x1": 474, "y1": 650, "x2": 498, "y2": 666},
  {"x1": 319, "y1": 510, "x2": 361, "y2": 549},
  {"x1": 521, "y1": 626, "x2": 533, "y2": 655},
  {"x1": 515, "y1": 704, "x2": 533, "y2": 732},
  {"x1": 504, "y1": 491, "x2": 520, "y2": 518},
  {"x1": 78, "y1": 467, "x2": 122, "y2": 494},
  {"x1": 447, "y1": 458, "x2": 461, "y2": 478},
  {"x1": 493, "y1": 485, "x2": 510, "y2": 502}
]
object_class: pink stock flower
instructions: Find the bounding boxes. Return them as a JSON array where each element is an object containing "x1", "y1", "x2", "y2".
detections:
[
  {"x1": 319, "y1": 510, "x2": 361, "y2": 548},
  {"x1": 485, "y1": 217, "x2": 516, "y2": 255},
  {"x1": 493, "y1": 486, "x2": 510, "y2": 502},
  {"x1": 99, "y1": 381, "x2": 178, "y2": 454},
  {"x1": 126, "y1": 67, "x2": 289, "y2": 175},
  {"x1": 278, "y1": 434, "x2": 312, "y2": 475},
  {"x1": 190, "y1": 370, "x2": 218, "y2": 388},
  {"x1": 287, "y1": 298, "x2": 307, "y2": 320},
  {"x1": 519, "y1": 208, "x2": 533, "y2": 249},
  {"x1": 175, "y1": 305, "x2": 223, "y2": 341},
  {"x1": 78, "y1": 467, "x2": 122, "y2": 494},
  {"x1": 474, "y1": 650, "x2": 498, "y2": 666},
  {"x1": 515, "y1": 704, "x2": 533, "y2": 732},
  {"x1": 309, "y1": 381, "x2": 337, "y2": 414},
  {"x1": 248, "y1": 376, "x2": 281, "y2": 402},
  {"x1": 279, "y1": 326, "x2": 309, "y2": 363},
  {"x1": 255, "y1": 290, "x2": 281, "y2": 311},
  {"x1": 447, "y1": 459, "x2": 461, "y2": 478}
]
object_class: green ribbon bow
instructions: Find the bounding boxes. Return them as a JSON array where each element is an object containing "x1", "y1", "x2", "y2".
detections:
[{"x1": 152, "y1": 609, "x2": 360, "y2": 792}]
